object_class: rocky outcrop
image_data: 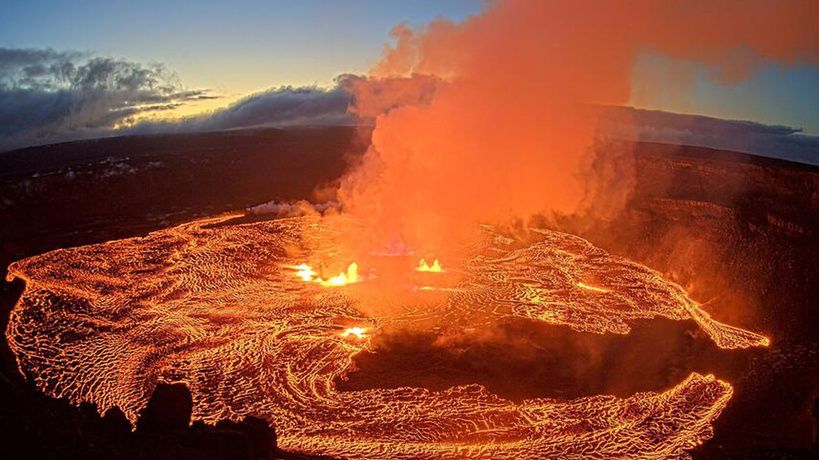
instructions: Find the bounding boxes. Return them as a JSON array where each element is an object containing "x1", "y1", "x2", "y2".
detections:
[
  {"x1": 0, "y1": 379, "x2": 280, "y2": 460},
  {"x1": 136, "y1": 383, "x2": 193, "y2": 435}
]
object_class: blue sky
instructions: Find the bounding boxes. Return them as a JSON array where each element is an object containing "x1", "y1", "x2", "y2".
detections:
[
  {"x1": 631, "y1": 52, "x2": 819, "y2": 135},
  {"x1": 2, "y1": 0, "x2": 818, "y2": 134},
  {"x1": 0, "y1": 0, "x2": 482, "y2": 93}
]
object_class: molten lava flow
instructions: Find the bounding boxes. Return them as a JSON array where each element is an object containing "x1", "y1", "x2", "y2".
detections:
[
  {"x1": 417, "y1": 258, "x2": 443, "y2": 272},
  {"x1": 5, "y1": 215, "x2": 768, "y2": 459},
  {"x1": 576, "y1": 282, "x2": 609, "y2": 293},
  {"x1": 341, "y1": 327, "x2": 368, "y2": 340},
  {"x1": 293, "y1": 263, "x2": 317, "y2": 282}
]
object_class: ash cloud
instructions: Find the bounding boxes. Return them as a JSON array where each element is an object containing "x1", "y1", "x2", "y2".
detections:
[
  {"x1": 126, "y1": 78, "x2": 819, "y2": 167},
  {"x1": 0, "y1": 47, "x2": 214, "y2": 151}
]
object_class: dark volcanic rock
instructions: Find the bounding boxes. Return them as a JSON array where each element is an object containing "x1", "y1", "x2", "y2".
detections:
[
  {"x1": 0, "y1": 127, "x2": 368, "y2": 273},
  {"x1": 215, "y1": 416, "x2": 277, "y2": 459},
  {"x1": 133, "y1": 383, "x2": 278, "y2": 459},
  {"x1": 102, "y1": 406, "x2": 132, "y2": 435},
  {"x1": 0, "y1": 378, "x2": 281, "y2": 459},
  {"x1": 136, "y1": 383, "x2": 194, "y2": 434},
  {"x1": 134, "y1": 384, "x2": 278, "y2": 460}
]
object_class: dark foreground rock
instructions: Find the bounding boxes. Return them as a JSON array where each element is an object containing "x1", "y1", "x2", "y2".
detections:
[
  {"x1": 136, "y1": 383, "x2": 194, "y2": 435},
  {"x1": 134, "y1": 383, "x2": 276, "y2": 460},
  {"x1": 0, "y1": 378, "x2": 279, "y2": 460}
]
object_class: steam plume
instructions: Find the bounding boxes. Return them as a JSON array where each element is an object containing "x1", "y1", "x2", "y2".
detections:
[{"x1": 338, "y1": 0, "x2": 819, "y2": 255}]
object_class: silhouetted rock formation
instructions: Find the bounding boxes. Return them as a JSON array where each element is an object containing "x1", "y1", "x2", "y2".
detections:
[
  {"x1": 214, "y1": 417, "x2": 276, "y2": 459},
  {"x1": 133, "y1": 383, "x2": 277, "y2": 460},
  {"x1": 0, "y1": 376, "x2": 282, "y2": 460},
  {"x1": 102, "y1": 406, "x2": 132, "y2": 436},
  {"x1": 136, "y1": 383, "x2": 193, "y2": 434},
  {"x1": 814, "y1": 397, "x2": 819, "y2": 451}
]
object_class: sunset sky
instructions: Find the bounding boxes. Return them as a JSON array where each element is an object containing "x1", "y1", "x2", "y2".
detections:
[
  {"x1": 2, "y1": 1, "x2": 482, "y2": 116},
  {"x1": 2, "y1": 0, "x2": 818, "y2": 134}
]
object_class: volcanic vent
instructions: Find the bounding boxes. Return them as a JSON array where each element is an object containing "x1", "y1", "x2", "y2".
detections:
[{"x1": 6, "y1": 214, "x2": 767, "y2": 459}]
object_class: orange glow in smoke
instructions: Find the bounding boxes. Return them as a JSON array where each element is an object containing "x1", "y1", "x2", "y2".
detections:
[{"x1": 338, "y1": 0, "x2": 819, "y2": 264}]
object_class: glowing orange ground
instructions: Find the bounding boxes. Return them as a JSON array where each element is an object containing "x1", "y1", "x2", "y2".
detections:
[{"x1": 5, "y1": 215, "x2": 768, "y2": 459}]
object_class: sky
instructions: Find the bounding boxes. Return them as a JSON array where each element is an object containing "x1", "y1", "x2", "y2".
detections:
[
  {"x1": 1, "y1": 0, "x2": 818, "y2": 146},
  {"x1": 631, "y1": 52, "x2": 819, "y2": 135},
  {"x1": 0, "y1": 0, "x2": 483, "y2": 114}
]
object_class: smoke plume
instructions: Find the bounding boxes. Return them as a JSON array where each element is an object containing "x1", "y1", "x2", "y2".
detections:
[{"x1": 337, "y1": 0, "x2": 819, "y2": 256}]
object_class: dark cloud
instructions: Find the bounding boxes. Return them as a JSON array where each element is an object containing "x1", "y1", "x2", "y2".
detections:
[
  {"x1": 129, "y1": 81, "x2": 355, "y2": 135},
  {"x1": 0, "y1": 48, "x2": 212, "y2": 151}
]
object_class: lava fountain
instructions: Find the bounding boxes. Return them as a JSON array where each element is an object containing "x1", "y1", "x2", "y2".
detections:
[{"x1": 291, "y1": 262, "x2": 360, "y2": 286}]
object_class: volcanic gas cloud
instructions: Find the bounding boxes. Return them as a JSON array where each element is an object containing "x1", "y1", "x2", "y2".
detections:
[
  {"x1": 339, "y1": 0, "x2": 819, "y2": 256},
  {"x1": 6, "y1": 1, "x2": 819, "y2": 459}
]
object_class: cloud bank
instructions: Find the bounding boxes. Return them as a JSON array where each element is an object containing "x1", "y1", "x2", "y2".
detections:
[
  {"x1": 127, "y1": 74, "x2": 440, "y2": 135},
  {"x1": 0, "y1": 47, "x2": 816, "y2": 167},
  {"x1": 0, "y1": 48, "x2": 214, "y2": 151},
  {"x1": 128, "y1": 82, "x2": 354, "y2": 135}
]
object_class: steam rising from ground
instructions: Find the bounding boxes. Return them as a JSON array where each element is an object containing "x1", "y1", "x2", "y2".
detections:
[{"x1": 338, "y1": 0, "x2": 819, "y2": 256}]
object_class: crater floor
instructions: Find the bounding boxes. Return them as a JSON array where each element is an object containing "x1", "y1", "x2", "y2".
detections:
[{"x1": 6, "y1": 215, "x2": 768, "y2": 459}]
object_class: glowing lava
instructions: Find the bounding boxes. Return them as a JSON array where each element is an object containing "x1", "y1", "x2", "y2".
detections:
[
  {"x1": 417, "y1": 258, "x2": 443, "y2": 272},
  {"x1": 5, "y1": 215, "x2": 769, "y2": 459},
  {"x1": 341, "y1": 327, "x2": 368, "y2": 340},
  {"x1": 291, "y1": 262, "x2": 359, "y2": 286}
]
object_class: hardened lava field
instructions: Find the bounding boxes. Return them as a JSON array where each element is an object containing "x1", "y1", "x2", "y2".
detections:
[{"x1": 5, "y1": 215, "x2": 768, "y2": 459}]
